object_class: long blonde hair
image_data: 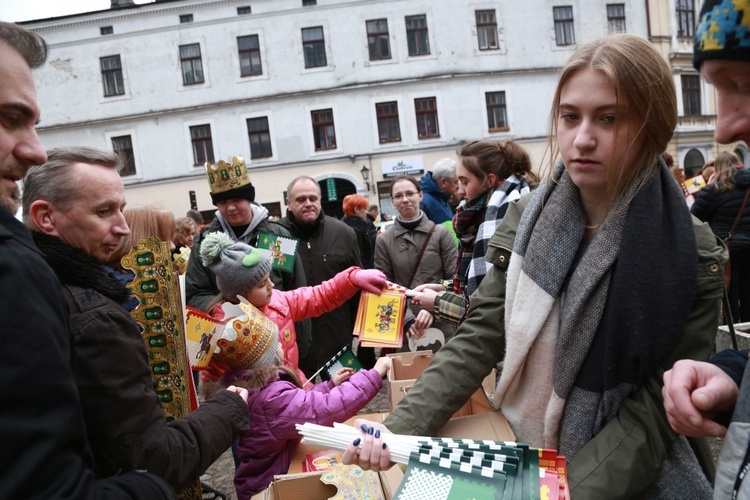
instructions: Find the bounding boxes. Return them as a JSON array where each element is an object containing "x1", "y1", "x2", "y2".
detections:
[
  {"x1": 547, "y1": 34, "x2": 677, "y2": 203},
  {"x1": 712, "y1": 151, "x2": 741, "y2": 192}
]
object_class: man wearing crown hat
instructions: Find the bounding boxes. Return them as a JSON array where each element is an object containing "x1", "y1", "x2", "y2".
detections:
[
  {"x1": 0, "y1": 22, "x2": 178, "y2": 497},
  {"x1": 278, "y1": 176, "x2": 366, "y2": 379},
  {"x1": 23, "y1": 145, "x2": 252, "y2": 492},
  {"x1": 661, "y1": 1, "x2": 750, "y2": 498}
]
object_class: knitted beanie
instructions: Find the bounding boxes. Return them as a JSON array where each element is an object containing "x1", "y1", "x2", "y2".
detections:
[
  {"x1": 694, "y1": 0, "x2": 750, "y2": 70},
  {"x1": 200, "y1": 231, "x2": 273, "y2": 301}
]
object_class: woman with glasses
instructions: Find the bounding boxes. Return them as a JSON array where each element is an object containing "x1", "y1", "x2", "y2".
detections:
[{"x1": 374, "y1": 176, "x2": 457, "y2": 351}]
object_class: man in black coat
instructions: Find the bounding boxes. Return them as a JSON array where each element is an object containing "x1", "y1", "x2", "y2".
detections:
[
  {"x1": 0, "y1": 21, "x2": 174, "y2": 499},
  {"x1": 279, "y1": 176, "x2": 366, "y2": 377}
]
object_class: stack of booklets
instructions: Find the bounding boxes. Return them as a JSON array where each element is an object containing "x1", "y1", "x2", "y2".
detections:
[
  {"x1": 297, "y1": 422, "x2": 569, "y2": 499},
  {"x1": 353, "y1": 281, "x2": 407, "y2": 349}
]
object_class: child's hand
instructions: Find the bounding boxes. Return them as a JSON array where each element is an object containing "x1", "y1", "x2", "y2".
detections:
[
  {"x1": 351, "y1": 269, "x2": 388, "y2": 295},
  {"x1": 332, "y1": 367, "x2": 355, "y2": 386},
  {"x1": 225, "y1": 385, "x2": 249, "y2": 404},
  {"x1": 374, "y1": 357, "x2": 391, "y2": 378}
]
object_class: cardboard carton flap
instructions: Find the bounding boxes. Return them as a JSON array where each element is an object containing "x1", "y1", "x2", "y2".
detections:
[{"x1": 437, "y1": 410, "x2": 515, "y2": 441}]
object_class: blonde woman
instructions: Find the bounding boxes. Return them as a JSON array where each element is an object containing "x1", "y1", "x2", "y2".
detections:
[{"x1": 346, "y1": 34, "x2": 723, "y2": 498}]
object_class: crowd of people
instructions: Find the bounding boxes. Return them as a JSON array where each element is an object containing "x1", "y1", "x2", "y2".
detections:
[{"x1": 4, "y1": 0, "x2": 750, "y2": 497}]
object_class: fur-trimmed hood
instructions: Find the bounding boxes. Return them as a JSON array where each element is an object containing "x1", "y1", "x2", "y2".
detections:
[{"x1": 32, "y1": 232, "x2": 131, "y2": 305}]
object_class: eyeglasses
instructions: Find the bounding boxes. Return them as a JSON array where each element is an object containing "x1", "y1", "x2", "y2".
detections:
[{"x1": 392, "y1": 191, "x2": 419, "y2": 201}]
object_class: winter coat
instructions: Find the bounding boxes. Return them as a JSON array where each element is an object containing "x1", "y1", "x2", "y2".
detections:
[
  {"x1": 186, "y1": 208, "x2": 311, "y2": 357},
  {"x1": 374, "y1": 215, "x2": 457, "y2": 289},
  {"x1": 342, "y1": 215, "x2": 374, "y2": 268},
  {"x1": 385, "y1": 196, "x2": 723, "y2": 498},
  {"x1": 32, "y1": 232, "x2": 250, "y2": 492},
  {"x1": 419, "y1": 172, "x2": 455, "y2": 224},
  {"x1": 692, "y1": 167, "x2": 750, "y2": 249},
  {"x1": 278, "y1": 212, "x2": 362, "y2": 376},
  {"x1": 234, "y1": 368, "x2": 383, "y2": 498},
  {"x1": 375, "y1": 215, "x2": 458, "y2": 348},
  {"x1": 0, "y1": 208, "x2": 174, "y2": 499},
  {"x1": 712, "y1": 349, "x2": 750, "y2": 498},
  {"x1": 210, "y1": 267, "x2": 365, "y2": 383}
]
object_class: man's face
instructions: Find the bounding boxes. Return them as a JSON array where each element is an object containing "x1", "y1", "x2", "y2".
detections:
[
  {"x1": 438, "y1": 174, "x2": 459, "y2": 197},
  {"x1": 216, "y1": 198, "x2": 253, "y2": 227},
  {"x1": 701, "y1": 60, "x2": 750, "y2": 144},
  {"x1": 45, "y1": 163, "x2": 130, "y2": 263},
  {"x1": 0, "y1": 42, "x2": 47, "y2": 213},
  {"x1": 287, "y1": 179, "x2": 321, "y2": 225}
]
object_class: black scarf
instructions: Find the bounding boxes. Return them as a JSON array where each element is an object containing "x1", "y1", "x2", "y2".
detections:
[
  {"x1": 32, "y1": 232, "x2": 131, "y2": 304},
  {"x1": 286, "y1": 209, "x2": 324, "y2": 240}
]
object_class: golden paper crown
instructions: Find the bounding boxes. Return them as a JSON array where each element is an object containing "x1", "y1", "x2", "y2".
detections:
[
  {"x1": 215, "y1": 301, "x2": 279, "y2": 370},
  {"x1": 205, "y1": 156, "x2": 251, "y2": 194}
]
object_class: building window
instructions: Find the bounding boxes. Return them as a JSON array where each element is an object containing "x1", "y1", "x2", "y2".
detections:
[
  {"x1": 553, "y1": 6, "x2": 575, "y2": 46},
  {"x1": 100, "y1": 55, "x2": 125, "y2": 97},
  {"x1": 486, "y1": 92, "x2": 508, "y2": 131},
  {"x1": 302, "y1": 27, "x2": 327, "y2": 68},
  {"x1": 415, "y1": 97, "x2": 439, "y2": 139},
  {"x1": 406, "y1": 15, "x2": 430, "y2": 56},
  {"x1": 179, "y1": 43, "x2": 204, "y2": 85},
  {"x1": 237, "y1": 6, "x2": 251, "y2": 15},
  {"x1": 190, "y1": 125, "x2": 214, "y2": 166},
  {"x1": 367, "y1": 19, "x2": 391, "y2": 61},
  {"x1": 247, "y1": 117, "x2": 273, "y2": 159},
  {"x1": 179, "y1": 14, "x2": 193, "y2": 23},
  {"x1": 100, "y1": 26, "x2": 113, "y2": 35},
  {"x1": 311, "y1": 109, "x2": 336, "y2": 151},
  {"x1": 606, "y1": 4, "x2": 626, "y2": 33},
  {"x1": 676, "y1": 0, "x2": 695, "y2": 38},
  {"x1": 376, "y1": 102, "x2": 401, "y2": 143},
  {"x1": 682, "y1": 75, "x2": 701, "y2": 116},
  {"x1": 111, "y1": 135, "x2": 136, "y2": 177},
  {"x1": 303, "y1": 0, "x2": 316, "y2": 5},
  {"x1": 238, "y1": 35, "x2": 262, "y2": 76},
  {"x1": 476, "y1": 10, "x2": 499, "y2": 50}
]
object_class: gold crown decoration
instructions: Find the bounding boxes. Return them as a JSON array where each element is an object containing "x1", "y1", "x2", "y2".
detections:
[
  {"x1": 215, "y1": 300, "x2": 279, "y2": 370},
  {"x1": 205, "y1": 156, "x2": 251, "y2": 194}
]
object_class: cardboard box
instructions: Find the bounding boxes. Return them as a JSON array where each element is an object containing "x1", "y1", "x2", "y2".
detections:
[
  {"x1": 386, "y1": 351, "x2": 496, "y2": 419},
  {"x1": 260, "y1": 464, "x2": 403, "y2": 500},
  {"x1": 255, "y1": 411, "x2": 515, "y2": 499}
]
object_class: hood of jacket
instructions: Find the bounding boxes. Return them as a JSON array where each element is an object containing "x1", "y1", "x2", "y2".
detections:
[
  {"x1": 419, "y1": 172, "x2": 451, "y2": 202},
  {"x1": 32, "y1": 232, "x2": 131, "y2": 304}
]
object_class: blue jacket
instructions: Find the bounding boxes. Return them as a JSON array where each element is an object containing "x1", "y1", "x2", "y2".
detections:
[{"x1": 419, "y1": 172, "x2": 454, "y2": 224}]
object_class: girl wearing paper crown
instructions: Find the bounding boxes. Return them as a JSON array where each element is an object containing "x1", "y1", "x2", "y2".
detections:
[{"x1": 198, "y1": 231, "x2": 391, "y2": 497}]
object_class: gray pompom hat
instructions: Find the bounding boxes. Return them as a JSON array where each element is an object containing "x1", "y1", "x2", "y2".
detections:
[{"x1": 200, "y1": 231, "x2": 273, "y2": 301}]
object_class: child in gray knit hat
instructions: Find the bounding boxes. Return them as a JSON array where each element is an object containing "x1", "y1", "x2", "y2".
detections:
[{"x1": 200, "y1": 231, "x2": 389, "y2": 383}]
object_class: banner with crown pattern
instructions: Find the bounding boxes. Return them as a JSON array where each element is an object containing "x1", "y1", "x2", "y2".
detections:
[
  {"x1": 121, "y1": 237, "x2": 201, "y2": 500},
  {"x1": 205, "y1": 156, "x2": 251, "y2": 194}
]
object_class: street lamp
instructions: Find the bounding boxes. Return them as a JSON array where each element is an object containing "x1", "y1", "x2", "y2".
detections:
[{"x1": 360, "y1": 165, "x2": 371, "y2": 192}]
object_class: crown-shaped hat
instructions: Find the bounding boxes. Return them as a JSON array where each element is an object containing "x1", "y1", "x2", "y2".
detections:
[
  {"x1": 214, "y1": 300, "x2": 279, "y2": 370},
  {"x1": 205, "y1": 156, "x2": 256, "y2": 204}
]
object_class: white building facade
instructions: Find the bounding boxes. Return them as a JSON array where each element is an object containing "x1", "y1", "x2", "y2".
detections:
[{"x1": 23, "y1": 0, "x2": 650, "y2": 218}]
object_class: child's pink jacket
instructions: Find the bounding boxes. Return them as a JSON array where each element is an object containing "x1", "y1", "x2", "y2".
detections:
[{"x1": 208, "y1": 266, "x2": 363, "y2": 383}]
